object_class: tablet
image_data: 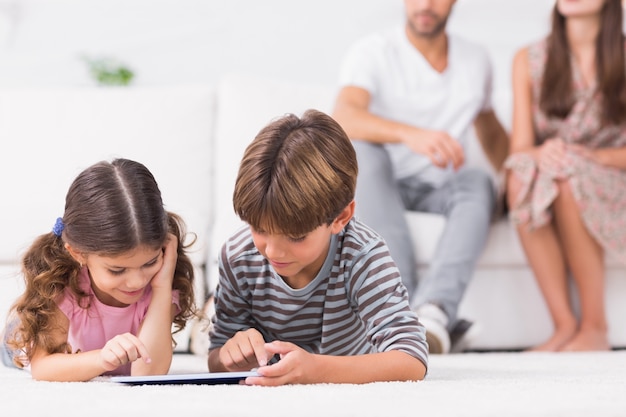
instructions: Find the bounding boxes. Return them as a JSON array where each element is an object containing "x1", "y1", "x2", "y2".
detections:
[{"x1": 111, "y1": 371, "x2": 260, "y2": 386}]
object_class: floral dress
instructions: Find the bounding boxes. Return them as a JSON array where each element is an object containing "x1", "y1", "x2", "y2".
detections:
[{"x1": 504, "y1": 39, "x2": 626, "y2": 263}]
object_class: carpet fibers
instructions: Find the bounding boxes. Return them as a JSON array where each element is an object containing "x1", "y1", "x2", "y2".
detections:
[{"x1": 2, "y1": 350, "x2": 624, "y2": 416}]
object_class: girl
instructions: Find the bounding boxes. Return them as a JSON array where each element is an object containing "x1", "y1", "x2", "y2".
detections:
[
  {"x1": 2, "y1": 158, "x2": 197, "y2": 380},
  {"x1": 505, "y1": 0, "x2": 626, "y2": 352}
]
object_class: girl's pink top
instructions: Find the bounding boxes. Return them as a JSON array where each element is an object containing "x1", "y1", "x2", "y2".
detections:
[{"x1": 58, "y1": 267, "x2": 180, "y2": 376}]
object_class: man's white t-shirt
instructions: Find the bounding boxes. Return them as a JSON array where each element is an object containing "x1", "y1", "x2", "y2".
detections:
[{"x1": 338, "y1": 26, "x2": 493, "y2": 186}]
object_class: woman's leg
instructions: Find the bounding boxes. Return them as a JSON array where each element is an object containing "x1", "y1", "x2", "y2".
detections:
[
  {"x1": 552, "y1": 180, "x2": 609, "y2": 351},
  {"x1": 507, "y1": 174, "x2": 577, "y2": 351}
]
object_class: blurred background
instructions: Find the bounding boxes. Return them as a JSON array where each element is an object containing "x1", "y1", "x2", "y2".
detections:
[
  {"x1": 0, "y1": 0, "x2": 557, "y2": 89},
  {"x1": 0, "y1": 0, "x2": 404, "y2": 88}
]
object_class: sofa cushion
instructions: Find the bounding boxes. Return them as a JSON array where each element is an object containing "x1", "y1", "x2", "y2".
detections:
[{"x1": 407, "y1": 213, "x2": 526, "y2": 266}]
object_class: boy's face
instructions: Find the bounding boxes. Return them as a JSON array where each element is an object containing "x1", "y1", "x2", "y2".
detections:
[{"x1": 250, "y1": 223, "x2": 335, "y2": 289}]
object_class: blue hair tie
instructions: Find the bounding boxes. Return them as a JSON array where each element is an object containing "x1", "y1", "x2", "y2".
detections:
[{"x1": 52, "y1": 217, "x2": 65, "y2": 237}]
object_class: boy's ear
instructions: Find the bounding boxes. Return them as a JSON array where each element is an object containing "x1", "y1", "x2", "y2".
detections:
[
  {"x1": 64, "y1": 243, "x2": 86, "y2": 265},
  {"x1": 330, "y1": 200, "x2": 355, "y2": 234}
]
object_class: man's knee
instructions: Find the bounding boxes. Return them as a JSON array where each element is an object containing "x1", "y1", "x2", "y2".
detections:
[
  {"x1": 453, "y1": 168, "x2": 496, "y2": 207},
  {"x1": 352, "y1": 141, "x2": 392, "y2": 177}
]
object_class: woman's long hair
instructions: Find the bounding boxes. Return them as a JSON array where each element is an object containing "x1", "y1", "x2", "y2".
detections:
[{"x1": 540, "y1": 0, "x2": 626, "y2": 126}]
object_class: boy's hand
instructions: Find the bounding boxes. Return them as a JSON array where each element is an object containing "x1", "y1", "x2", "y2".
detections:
[
  {"x1": 219, "y1": 328, "x2": 268, "y2": 371},
  {"x1": 99, "y1": 333, "x2": 151, "y2": 372},
  {"x1": 151, "y1": 233, "x2": 178, "y2": 291},
  {"x1": 244, "y1": 340, "x2": 316, "y2": 386}
]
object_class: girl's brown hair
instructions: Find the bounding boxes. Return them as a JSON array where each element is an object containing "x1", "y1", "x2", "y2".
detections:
[{"x1": 6, "y1": 158, "x2": 196, "y2": 366}]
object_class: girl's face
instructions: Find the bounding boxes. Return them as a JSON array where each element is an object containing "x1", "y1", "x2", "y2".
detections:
[
  {"x1": 557, "y1": 0, "x2": 606, "y2": 17},
  {"x1": 251, "y1": 224, "x2": 334, "y2": 290},
  {"x1": 83, "y1": 246, "x2": 164, "y2": 307}
]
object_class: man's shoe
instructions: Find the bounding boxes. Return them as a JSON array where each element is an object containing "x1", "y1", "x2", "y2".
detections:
[
  {"x1": 415, "y1": 303, "x2": 451, "y2": 354},
  {"x1": 449, "y1": 318, "x2": 480, "y2": 353}
]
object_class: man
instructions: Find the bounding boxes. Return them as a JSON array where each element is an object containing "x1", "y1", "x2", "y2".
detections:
[{"x1": 332, "y1": 0, "x2": 509, "y2": 354}]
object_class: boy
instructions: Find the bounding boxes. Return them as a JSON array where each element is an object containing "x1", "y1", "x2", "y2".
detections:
[{"x1": 208, "y1": 109, "x2": 428, "y2": 385}]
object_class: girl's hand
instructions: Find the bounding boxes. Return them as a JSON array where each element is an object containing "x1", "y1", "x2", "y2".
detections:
[
  {"x1": 219, "y1": 328, "x2": 268, "y2": 371},
  {"x1": 99, "y1": 333, "x2": 151, "y2": 372},
  {"x1": 245, "y1": 340, "x2": 317, "y2": 386},
  {"x1": 151, "y1": 233, "x2": 178, "y2": 291}
]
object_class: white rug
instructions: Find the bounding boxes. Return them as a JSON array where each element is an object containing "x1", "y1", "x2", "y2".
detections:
[{"x1": 2, "y1": 350, "x2": 625, "y2": 417}]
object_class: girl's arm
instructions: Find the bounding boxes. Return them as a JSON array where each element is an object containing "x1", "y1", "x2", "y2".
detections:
[
  {"x1": 132, "y1": 234, "x2": 179, "y2": 376},
  {"x1": 28, "y1": 310, "x2": 149, "y2": 381}
]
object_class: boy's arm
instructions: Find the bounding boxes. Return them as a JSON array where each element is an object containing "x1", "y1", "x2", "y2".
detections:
[
  {"x1": 208, "y1": 242, "x2": 263, "y2": 371},
  {"x1": 208, "y1": 328, "x2": 268, "y2": 372},
  {"x1": 207, "y1": 347, "x2": 224, "y2": 371},
  {"x1": 245, "y1": 341, "x2": 426, "y2": 385}
]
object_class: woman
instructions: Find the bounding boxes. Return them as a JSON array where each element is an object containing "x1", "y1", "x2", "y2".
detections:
[{"x1": 505, "y1": 0, "x2": 626, "y2": 352}]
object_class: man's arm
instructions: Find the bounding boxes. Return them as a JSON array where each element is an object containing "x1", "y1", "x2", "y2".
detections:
[
  {"x1": 332, "y1": 86, "x2": 406, "y2": 144},
  {"x1": 332, "y1": 86, "x2": 464, "y2": 169},
  {"x1": 473, "y1": 110, "x2": 510, "y2": 172}
]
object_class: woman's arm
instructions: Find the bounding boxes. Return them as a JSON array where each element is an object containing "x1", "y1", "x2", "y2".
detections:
[
  {"x1": 510, "y1": 47, "x2": 537, "y2": 156},
  {"x1": 587, "y1": 146, "x2": 626, "y2": 170}
]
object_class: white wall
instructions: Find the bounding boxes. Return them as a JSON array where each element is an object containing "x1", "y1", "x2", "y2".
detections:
[
  {"x1": 0, "y1": 0, "x2": 555, "y2": 90},
  {"x1": 0, "y1": 0, "x2": 403, "y2": 88}
]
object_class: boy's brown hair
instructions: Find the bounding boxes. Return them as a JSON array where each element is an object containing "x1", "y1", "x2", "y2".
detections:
[{"x1": 233, "y1": 109, "x2": 358, "y2": 236}]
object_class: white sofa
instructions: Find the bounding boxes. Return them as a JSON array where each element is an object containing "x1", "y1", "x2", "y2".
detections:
[{"x1": 1, "y1": 0, "x2": 625, "y2": 352}]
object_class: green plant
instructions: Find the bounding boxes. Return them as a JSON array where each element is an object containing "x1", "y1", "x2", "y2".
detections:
[{"x1": 81, "y1": 56, "x2": 135, "y2": 86}]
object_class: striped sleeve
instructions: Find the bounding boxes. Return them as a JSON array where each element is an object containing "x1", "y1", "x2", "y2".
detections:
[
  {"x1": 344, "y1": 221, "x2": 429, "y2": 367},
  {"x1": 208, "y1": 230, "x2": 255, "y2": 351}
]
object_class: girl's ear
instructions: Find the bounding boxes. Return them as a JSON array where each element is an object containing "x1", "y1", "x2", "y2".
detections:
[
  {"x1": 64, "y1": 243, "x2": 86, "y2": 265},
  {"x1": 330, "y1": 200, "x2": 355, "y2": 234}
]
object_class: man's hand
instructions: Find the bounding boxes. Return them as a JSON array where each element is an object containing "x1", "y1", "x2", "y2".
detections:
[{"x1": 402, "y1": 128, "x2": 464, "y2": 170}]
